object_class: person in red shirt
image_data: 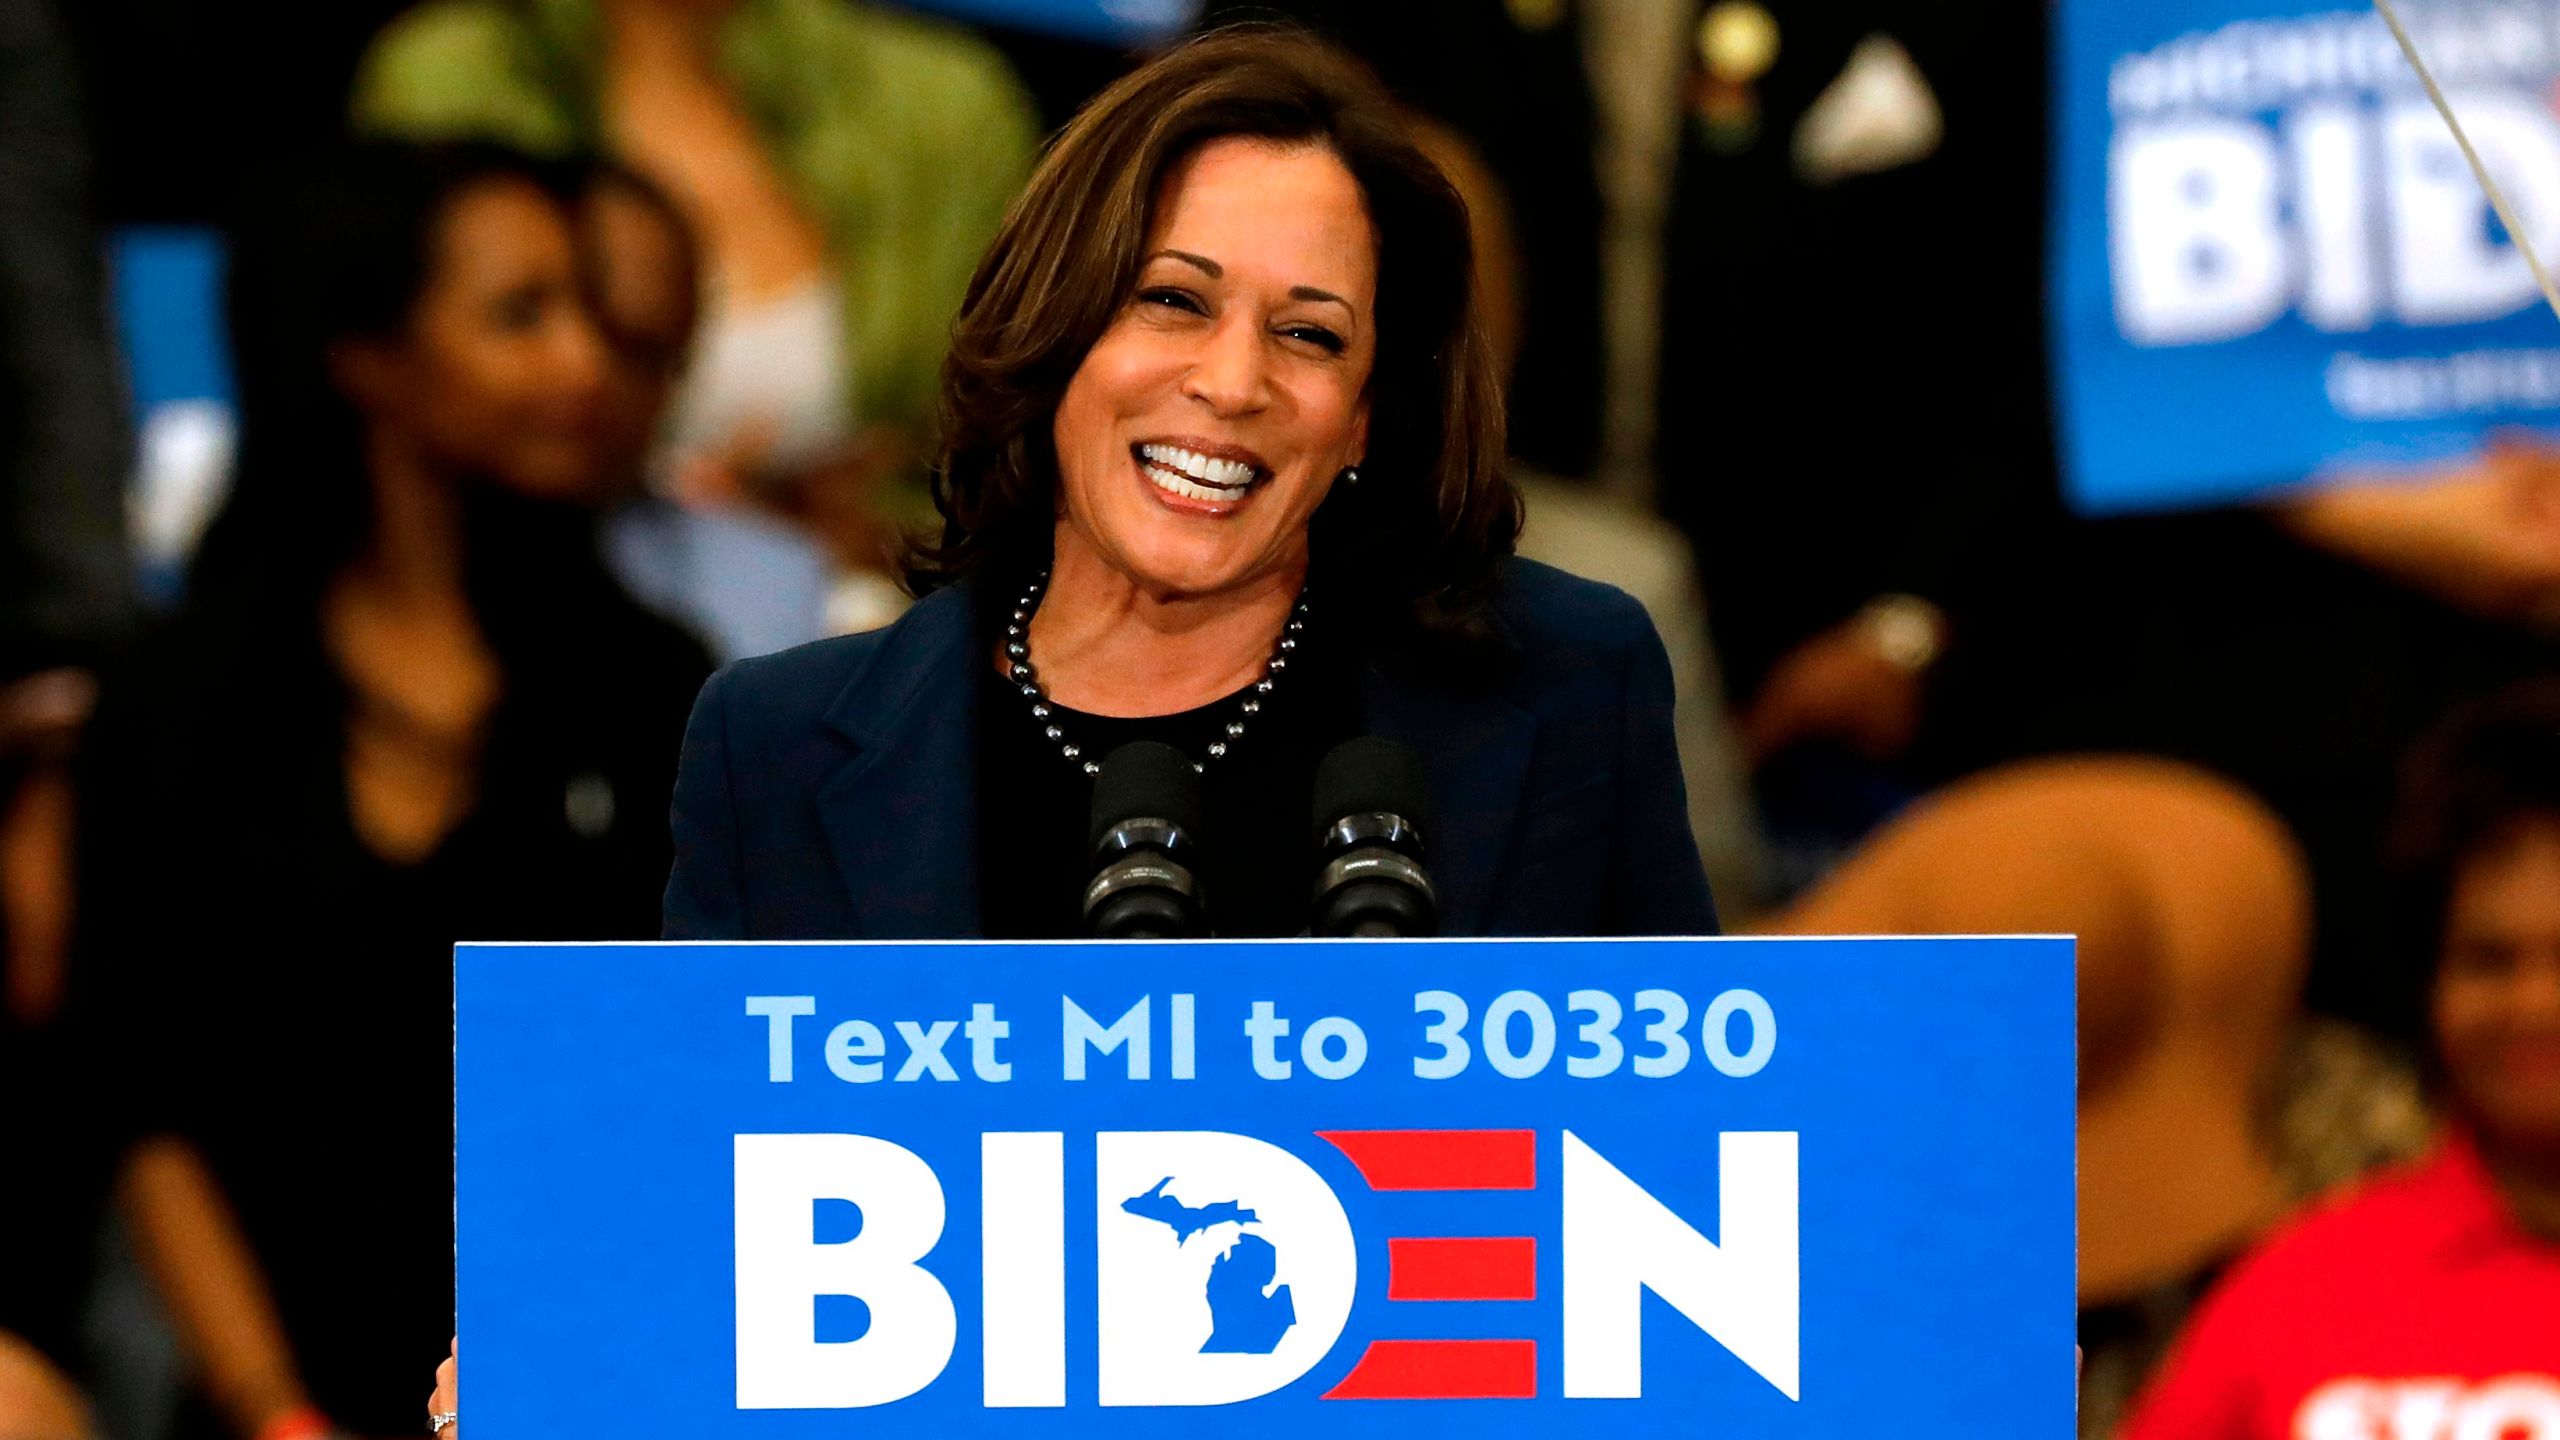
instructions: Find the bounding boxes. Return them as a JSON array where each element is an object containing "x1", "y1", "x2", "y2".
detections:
[{"x1": 2119, "y1": 684, "x2": 2560, "y2": 1440}]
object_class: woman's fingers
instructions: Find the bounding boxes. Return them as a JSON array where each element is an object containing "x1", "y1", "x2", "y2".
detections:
[{"x1": 427, "y1": 1337, "x2": 457, "y2": 1434}]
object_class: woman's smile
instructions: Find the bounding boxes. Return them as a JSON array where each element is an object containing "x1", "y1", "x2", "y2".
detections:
[{"x1": 1134, "y1": 439, "x2": 1270, "y2": 515}]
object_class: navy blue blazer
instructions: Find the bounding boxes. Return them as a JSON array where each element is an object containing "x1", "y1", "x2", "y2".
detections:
[{"x1": 662, "y1": 558, "x2": 1717, "y2": 939}]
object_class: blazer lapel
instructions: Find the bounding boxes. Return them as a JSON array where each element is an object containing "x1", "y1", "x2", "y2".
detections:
[
  {"x1": 815, "y1": 587, "x2": 984, "y2": 937},
  {"x1": 1362, "y1": 660, "x2": 1536, "y2": 935}
]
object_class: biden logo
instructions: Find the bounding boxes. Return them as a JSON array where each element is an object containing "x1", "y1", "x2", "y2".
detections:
[{"x1": 730, "y1": 1128, "x2": 1799, "y2": 1412}]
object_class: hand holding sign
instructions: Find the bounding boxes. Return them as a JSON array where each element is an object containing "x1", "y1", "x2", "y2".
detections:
[
  {"x1": 425, "y1": 1339, "x2": 455, "y2": 1438},
  {"x1": 2278, "y1": 437, "x2": 2560, "y2": 623}
]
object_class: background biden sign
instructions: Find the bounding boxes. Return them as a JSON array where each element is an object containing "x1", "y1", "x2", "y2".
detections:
[
  {"x1": 2053, "y1": 0, "x2": 2560, "y2": 514},
  {"x1": 453, "y1": 937, "x2": 2073, "y2": 1437}
]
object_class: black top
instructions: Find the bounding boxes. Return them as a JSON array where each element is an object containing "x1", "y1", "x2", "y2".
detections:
[
  {"x1": 71, "y1": 593, "x2": 709, "y2": 1434},
  {"x1": 973, "y1": 584, "x2": 1363, "y2": 939},
  {"x1": 0, "y1": 1019, "x2": 111, "y2": 1369},
  {"x1": 665, "y1": 557, "x2": 1716, "y2": 943}
]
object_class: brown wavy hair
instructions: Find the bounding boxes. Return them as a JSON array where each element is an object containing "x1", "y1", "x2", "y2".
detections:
[{"x1": 906, "y1": 25, "x2": 1521, "y2": 649}]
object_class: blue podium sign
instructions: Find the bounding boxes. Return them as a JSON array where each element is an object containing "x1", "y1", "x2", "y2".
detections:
[
  {"x1": 2053, "y1": 0, "x2": 2560, "y2": 515},
  {"x1": 453, "y1": 936, "x2": 2074, "y2": 1437}
]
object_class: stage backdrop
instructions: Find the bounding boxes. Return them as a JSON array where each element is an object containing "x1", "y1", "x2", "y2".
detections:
[
  {"x1": 452, "y1": 936, "x2": 2074, "y2": 1438},
  {"x1": 2053, "y1": 0, "x2": 2560, "y2": 514}
]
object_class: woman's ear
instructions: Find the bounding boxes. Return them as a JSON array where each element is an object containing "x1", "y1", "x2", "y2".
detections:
[{"x1": 1345, "y1": 398, "x2": 1370, "y2": 473}]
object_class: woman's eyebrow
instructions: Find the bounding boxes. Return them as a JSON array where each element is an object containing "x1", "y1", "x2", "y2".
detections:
[{"x1": 1147, "y1": 248, "x2": 1355, "y2": 319}]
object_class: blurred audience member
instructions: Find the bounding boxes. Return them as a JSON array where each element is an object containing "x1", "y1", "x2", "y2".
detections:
[
  {"x1": 1761, "y1": 755, "x2": 2438, "y2": 1436},
  {"x1": 2117, "y1": 683, "x2": 2560, "y2": 1439},
  {"x1": 351, "y1": 0, "x2": 1040, "y2": 622},
  {"x1": 1654, "y1": 0, "x2": 2049, "y2": 755},
  {"x1": 578, "y1": 162, "x2": 831, "y2": 662},
  {"x1": 1641, "y1": 0, "x2": 2071, "y2": 911},
  {"x1": 1638, "y1": 0, "x2": 2560, "y2": 1049},
  {"x1": 1766, "y1": 757, "x2": 2314, "y2": 1307},
  {"x1": 1, "y1": 0, "x2": 133, "y2": 1405},
  {"x1": 1403, "y1": 98, "x2": 1765, "y2": 913},
  {"x1": 73, "y1": 142, "x2": 710, "y2": 1438},
  {"x1": 0, "y1": 0, "x2": 132, "y2": 691}
]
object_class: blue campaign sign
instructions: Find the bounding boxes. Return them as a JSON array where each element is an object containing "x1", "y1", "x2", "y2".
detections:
[
  {"x1": 884, "y1": 0, "x2": 1199, "y2": 44},
  {"x1": 453, "y1": 937, "x2": 2074, "y2": 1436},
  {"x1": 2052, "y1": 0, "x2": 2560, "y2": 515}
]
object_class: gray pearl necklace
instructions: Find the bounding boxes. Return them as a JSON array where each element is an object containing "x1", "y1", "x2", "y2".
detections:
[{"x1": 1005, "y1": 569, "x2": 1309, "y2": 776}]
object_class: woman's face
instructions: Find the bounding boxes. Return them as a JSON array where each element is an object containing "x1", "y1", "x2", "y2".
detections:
[
  {"x1": 2434, "y1": 818, "x2": 2560, "y2": 1151},
  {"x1": 344, "y1": 177, "x2": 608, "y2": 499},
  {"x1": 579, "y1": 182, "x2": 699, "y2": 498},
  {"x1": 1050, "y1": 138, "x2": 1377, "y2": 600}
]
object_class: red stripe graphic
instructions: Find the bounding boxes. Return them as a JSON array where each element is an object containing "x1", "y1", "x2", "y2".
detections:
[
  {"x1": 1323, "y1": 1340, "x2": 1537, "y2": 1400},
  {"x1": 1316, "y1": 1129, "x2": 1536, "y2": 1191},
  {"x1": 1386, "y1": 1236, "x2": 1537, "y2": 1301}
]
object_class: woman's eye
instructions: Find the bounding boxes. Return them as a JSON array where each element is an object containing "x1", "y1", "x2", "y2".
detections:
[
  {"x1": 488, "y1": 288, "x2": 547, "y2": 331},
  {"x1": 1135, "y1": 287, "x2": 1206, "y2": 315},
  {"x1": 1281, "y1": 324, "x2": 1346, "y2": 354}
]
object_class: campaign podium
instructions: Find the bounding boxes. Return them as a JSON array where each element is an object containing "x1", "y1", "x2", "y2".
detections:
[{"x1": 453, "y1": 936, "x2": 2075, "y2": 1436}]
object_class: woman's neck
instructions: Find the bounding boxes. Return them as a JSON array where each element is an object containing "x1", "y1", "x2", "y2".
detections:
[
  {"x1": 2480, "y1": 1136, "x2": 2560, "y2": 1244},
  {"x1": 327, "y1": 439, "x2": 500, "y2": 867},
  {"x1": 1022, "y1": 536, "x2": 1304, "y2": 718},
  {"x1": 342, "y1": 436, "x2": 471, "y2": 618}
]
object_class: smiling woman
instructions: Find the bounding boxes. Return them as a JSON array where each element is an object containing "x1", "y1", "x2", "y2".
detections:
[
  {"x1": 655, "y1": 26, "x2": 1717, "y2": 944},
  {"x1": 1042, "y1": 138, "x2": 1376, "y2": 666},
  {"x1": 919, "y1": 32, "x2": 1507, "y2": 654},
  {"x1": 2117, "y1": 684, "x2": 2560, "y2": 1440}
]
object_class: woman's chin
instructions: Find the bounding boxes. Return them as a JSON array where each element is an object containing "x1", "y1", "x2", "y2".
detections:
[
  {"x1": 1127, "y1": 559, "x2": 1257, "y2": 601},
  {"x1": 1103, "y1": 534, "x2": 1279, "y2": 601}
]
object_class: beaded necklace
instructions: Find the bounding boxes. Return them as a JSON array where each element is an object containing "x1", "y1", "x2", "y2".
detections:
[{"x1": 1003, "y1": 569, "x2": 1310, "y2": 776}]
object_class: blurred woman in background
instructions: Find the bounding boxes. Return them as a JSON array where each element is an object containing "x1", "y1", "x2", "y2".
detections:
[
  {"x1": 74, "y1": 141, "x2": 710, "y2": 1439},
  {"x1": 578, "y1": 159, "x2": 833, "y2": 664},
  {"x1": 351, "y1": 0, "x2": 1041, "y2": 627},
  {"x1": 2116, "y1": 684, "x2": 2560, "y2": 1438}
]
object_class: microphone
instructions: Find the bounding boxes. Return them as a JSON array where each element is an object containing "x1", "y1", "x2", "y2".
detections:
[
  {"x1": 1309, "y1": 738, "x2": 1438, "y2": 937},
  {"x1": 1084, "y1": 741, "x2": 1208, "y2": 939}
]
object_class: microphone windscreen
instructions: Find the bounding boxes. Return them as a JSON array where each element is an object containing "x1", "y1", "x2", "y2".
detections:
[
  {"x1": 1311, "y1": 737, "x2": 1432, "y2": 842},
  {"x1": 1089, "y1": 740, "x2": 1207, "y2": 853}
]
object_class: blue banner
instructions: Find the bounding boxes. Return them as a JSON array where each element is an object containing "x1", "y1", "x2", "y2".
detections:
[
  {"x1": 453, "y1": 937, "x2": 2074, "y2": 1436},
  {"x1": 2053, "y1": 0, "x2": 2560, "y2": 514},
  {"x1": 885, "y1": 0, "x2": 1199, "y2": 44}
]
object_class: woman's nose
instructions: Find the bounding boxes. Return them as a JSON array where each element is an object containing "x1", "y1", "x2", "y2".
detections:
[
  {"x1": 1182, "y1": 314, "x2": 1270, "y2": 415},
  {"x1": 552, "y1": 309, "x2": 610, "y2": 400},
  {"x1": 2516, "y1": 952, "x2": 2560, "y2": 1021}
]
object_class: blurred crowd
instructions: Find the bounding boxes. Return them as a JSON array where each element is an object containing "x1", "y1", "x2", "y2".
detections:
[{"x1": 3, "y1": 0, "x2": 2557, "y2": 1437}]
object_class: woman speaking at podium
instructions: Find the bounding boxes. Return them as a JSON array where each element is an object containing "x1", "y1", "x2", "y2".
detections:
[
  {"x1": 434, "y1": 31, "x2": 1715, "y2": 1426},
  {"x1": 659, "y1": 27, "x2": 1715, "y2": 944}
]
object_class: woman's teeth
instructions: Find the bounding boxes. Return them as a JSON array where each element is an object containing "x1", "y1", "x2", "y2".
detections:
[{"x1": 1140, "y1": 443, "x2": 1257, "y2": 502}]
